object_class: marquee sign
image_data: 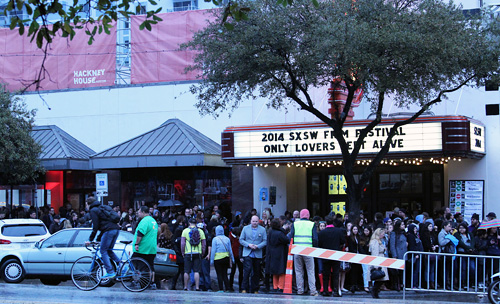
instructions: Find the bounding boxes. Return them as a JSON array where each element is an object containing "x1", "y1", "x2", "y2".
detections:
[
  {"x1": 221, "y1": 116, "x2": 486, "y2": 163},
  {"x1": 231, "y1": 122, "x2": 441, "y2": 159}
]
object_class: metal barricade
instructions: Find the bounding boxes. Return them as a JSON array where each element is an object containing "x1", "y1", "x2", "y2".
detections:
[{"x1": 403, "y1": 251, "x2": 500, "y2": 300}]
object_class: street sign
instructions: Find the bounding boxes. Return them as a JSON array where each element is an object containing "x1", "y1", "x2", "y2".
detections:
[{"x1": 96, "y1": 173, "x2": 108, "y2": 197}]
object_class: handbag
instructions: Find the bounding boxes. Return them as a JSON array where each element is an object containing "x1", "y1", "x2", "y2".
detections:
[
  {"x1": 370, "y1": 267, "x2": 385, "y2": 281},
  {"x1": 340, "y1": 261, "x2": 351, "y2": 271}
]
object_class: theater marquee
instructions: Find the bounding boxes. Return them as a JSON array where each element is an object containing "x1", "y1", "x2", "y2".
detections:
[{"x1": 221, "y1": 116, "x2": 485, "y2": 164}]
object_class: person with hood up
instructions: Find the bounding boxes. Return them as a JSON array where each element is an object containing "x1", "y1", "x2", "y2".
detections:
[
  {"x1": 407, "y1": 223, "x2": 424, "y2": 288},
  {"x1": 210, "y1": 225, "x2": 235, "y2": 292}
]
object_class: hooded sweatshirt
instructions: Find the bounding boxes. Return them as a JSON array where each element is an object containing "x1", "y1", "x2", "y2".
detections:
[
  {"x1": 210, "y1": 225, "x2": 235, "y2": 265},
  {"x1": 407, "y1": 223, "x2": 424, "y2": 252}
]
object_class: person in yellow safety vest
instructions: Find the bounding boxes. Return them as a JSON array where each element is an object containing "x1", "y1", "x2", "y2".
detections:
[{"x1": 289, "y1": 208, "x2": 319, "y2": 296}]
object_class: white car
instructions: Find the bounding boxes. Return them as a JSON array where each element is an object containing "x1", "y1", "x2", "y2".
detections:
[
  {"x1": 0, "y1": 219, "x2": 51, "y2": 250},
  {"x1": 0, "y1": 228, "x2": 178, "y2": 285}
]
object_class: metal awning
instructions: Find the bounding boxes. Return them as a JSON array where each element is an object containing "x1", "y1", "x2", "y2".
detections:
[
  {"x1": 32, "y1": 125, "x2": 95, "y2": 170},
  {"x1": 90, "y1": 118, "x2": 226, "y2": 169}
]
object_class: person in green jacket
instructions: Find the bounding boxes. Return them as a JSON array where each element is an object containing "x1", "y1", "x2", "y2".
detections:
[{"x1": 132, "y1": 205, "x2": 158, "y2": 289}]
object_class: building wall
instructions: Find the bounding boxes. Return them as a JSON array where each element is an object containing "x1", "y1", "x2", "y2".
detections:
[{"x1": 252, "y1": 166, "x2": 307, "y2": 217}]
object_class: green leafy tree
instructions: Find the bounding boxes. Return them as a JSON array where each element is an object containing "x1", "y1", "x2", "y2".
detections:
[
  {"x1": 184, "y1": 0, "x2": 500, "y2": 215},
  {"x1": 1, "y1": 0, "x2": 250, "y2": 48},
  {"x1": 0, "y1": 84, "x2": 43, "y2": 186}
]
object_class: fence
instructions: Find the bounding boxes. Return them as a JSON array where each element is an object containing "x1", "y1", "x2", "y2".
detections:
[{"x1": 403, "y1": 251, "x2": 500, "y2": 300}]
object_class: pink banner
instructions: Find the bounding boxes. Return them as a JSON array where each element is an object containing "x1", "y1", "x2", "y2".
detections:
[
  {"x1": 0, "y1": 26, "x2": 116, "y2": 91},
  {"x1": 131, "y1": 10, "x2": 214, "y2": 84}
]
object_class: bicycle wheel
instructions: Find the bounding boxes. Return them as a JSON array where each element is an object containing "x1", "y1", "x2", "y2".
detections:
[
  {"x1": 120, "y1": 257, "x2": 152, "y2": 292},
  {"x1": 489, "y1": 280, "x2": 500, "y2": 304},
  {"x1": 71, "y1": 256, "x2": 102, "y2": 291}
]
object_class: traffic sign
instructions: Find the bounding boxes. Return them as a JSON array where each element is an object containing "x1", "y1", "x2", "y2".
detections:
[{"x1": 96, "y1": 173, "x2": 108, "y2": 197}]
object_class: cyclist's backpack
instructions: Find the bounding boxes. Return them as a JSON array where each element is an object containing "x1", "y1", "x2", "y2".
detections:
[
  {"x1": 188, "y1": 227, "x2": 201, "y2": 247},
  {"x1": 99, "y1": 205, "x2": 120, "y2": 223}
]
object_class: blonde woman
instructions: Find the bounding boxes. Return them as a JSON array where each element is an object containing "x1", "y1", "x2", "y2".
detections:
[{"x1": 369, "y1": 228, "x2": 389, "y2": 298}]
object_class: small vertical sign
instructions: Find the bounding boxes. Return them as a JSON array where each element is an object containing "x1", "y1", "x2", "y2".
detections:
[{"x1": 96, "y1": 173, "x2": 108, "y2": 197}]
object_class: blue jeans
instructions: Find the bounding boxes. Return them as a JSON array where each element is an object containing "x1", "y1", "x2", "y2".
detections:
[
  {"x1": 100, "y1": 229, "x2": 120, "y2": 273},
  {"x1": 200, "y1": 258, "x2": 211, "y2": 290}
]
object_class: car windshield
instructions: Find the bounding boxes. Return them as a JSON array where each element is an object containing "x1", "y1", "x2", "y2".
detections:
[{"x1": 2, "y1": 224, "x2": 48, "y2": 237}]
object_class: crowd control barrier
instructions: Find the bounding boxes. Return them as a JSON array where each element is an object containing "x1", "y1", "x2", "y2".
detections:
[
  {"x1": 290, "y1": 245, "x2": 406, "y2": 269},
  {"x1": 403, "y1": 251, "x2": 500, "y2": 300}
]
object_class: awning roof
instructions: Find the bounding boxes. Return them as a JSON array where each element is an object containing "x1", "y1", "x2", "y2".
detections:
[
  {"x1": 32, "y1": 125, "x2": 95, "y2": 170},
  {"x1": 90, "y1": 118, "x2": 225, "y2": 169}
]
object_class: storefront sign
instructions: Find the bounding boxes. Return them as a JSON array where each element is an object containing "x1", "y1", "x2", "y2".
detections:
[
  {"x1": 449, "y1": 180, "x2": 484, "y2": 222},
  {"x1": 233, "y1": 122, "x2": 442, "y2": 158},
  {"x1": 470, "y1": 123, "x2": 485, "y2": 153}
]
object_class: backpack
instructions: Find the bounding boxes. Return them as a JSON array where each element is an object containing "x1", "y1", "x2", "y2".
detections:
[
  {"x1": 188, "y1": 227, "x2": 201, "y2": 247},
  {"x1": 99, "y1": 205, "x2": 120, "y2": 223}
]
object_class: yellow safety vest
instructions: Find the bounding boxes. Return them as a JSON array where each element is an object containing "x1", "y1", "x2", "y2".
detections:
[{"x1": 293, "y1": 220, "x2": 314, "y2": 247}]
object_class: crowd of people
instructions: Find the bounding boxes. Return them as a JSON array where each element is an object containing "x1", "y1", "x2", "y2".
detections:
[{"x1": 2, "y1": 201, "x2": 500, "y2": 298}]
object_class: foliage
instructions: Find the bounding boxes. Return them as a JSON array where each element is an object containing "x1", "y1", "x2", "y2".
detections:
[
  {"x1": 184, "y1": 0, "x2": 500, "y2": 213},
  {"x1": 0, "y1": 84, "x2": 44, "y2": 185},
  {"x1": 1, "y1": 0, "x2": 167, "y2": 47}
]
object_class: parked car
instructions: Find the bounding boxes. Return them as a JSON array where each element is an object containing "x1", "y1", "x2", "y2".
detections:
[
  {"x1": 0, "y1": 219, "x2": 51, "y2": 250},
  {"x1": 0, "y1": 228, "x2": 178, "y2": 285}
]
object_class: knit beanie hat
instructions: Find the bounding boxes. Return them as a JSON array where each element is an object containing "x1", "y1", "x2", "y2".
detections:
[{"x1": 300, "y1": 209, "x2": 310, "y2": 219}]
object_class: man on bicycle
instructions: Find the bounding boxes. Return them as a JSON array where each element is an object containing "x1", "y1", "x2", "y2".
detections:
[
  {"x1": 86, "y1": 197, "x2": 121, "y2": 279},
  {"x1": 133, "y1": 205, "x2": 158, "y2": 289}
]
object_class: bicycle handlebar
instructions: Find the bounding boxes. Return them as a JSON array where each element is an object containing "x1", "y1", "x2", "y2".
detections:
[{"x1": 85, "y1": 241, "x2": 100, "y2": 251}]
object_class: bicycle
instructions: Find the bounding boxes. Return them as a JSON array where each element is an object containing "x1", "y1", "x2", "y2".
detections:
[
  {"x1": 70, "y1": 241, "x2": 153, "y2": 292},
  {"x1": 489, "y1": 271, "x2": 500, "y2": 304}
]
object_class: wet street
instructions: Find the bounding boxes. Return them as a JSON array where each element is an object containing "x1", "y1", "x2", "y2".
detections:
[{"x1": 0, "y1": 281, "x2": 490, "y2": 304}]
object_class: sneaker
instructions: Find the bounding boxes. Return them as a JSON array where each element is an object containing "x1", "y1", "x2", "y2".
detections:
[
  {"x1": 149, "y1": 283, "x2": 157, "y2": 290},
  {"x1": 310, "y1": 291, "x2": 319, "y2": 296},
  {"x1": 102, "y1": 272, "x2": 116, "y2": 279},
  {"x1": 241, "y1": 290, "x2": 247, "y2": 293}
]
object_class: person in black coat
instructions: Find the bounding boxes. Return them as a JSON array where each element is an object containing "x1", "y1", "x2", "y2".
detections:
[
  {"x1": 49, "y1": 215, "x2": 64, "y2": 234},
  {"x1": 420, "y1": 221, "x2": 438, "y2": 288},
  {"x1": 347, "y1": 225, "x2": 362, "y2": 292},
  {"x1": 265, "y1": 218, "x2": 289, "y2": 292},
  {"x1": 318, "y1": 216, "x2": 345, "y2": 297},
  {"x1": 407, "y1": 223, "x2": 424, "y2": 288}
]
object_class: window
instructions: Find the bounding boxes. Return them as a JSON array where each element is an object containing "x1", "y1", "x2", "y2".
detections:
[
  {"x1": 137, "y1": 2, "x2": 147, "y2": 15},
  {"x1": 71, "y1": 230, "x2": 91, "y2": 247},
  {"x1": 311, "y1": 175, "x2": 320, "y2": 196},
  {"x1": 173, "y1": 1, "x2": 194, "y2": 11},
  {"x1": 432, "y1": 172, "x2": 442, "y2": 193},
  {"x1": 379, "y1": 173, "x2": 422, "y2": 193},
  {"x1": 2, "y1": 224, "x2": 47, "y2": 237},
  {"x1": 41, "y1": 230, "x2": 75, "y2": 248}
]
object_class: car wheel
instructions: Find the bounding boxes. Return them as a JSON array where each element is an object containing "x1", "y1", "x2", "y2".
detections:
[
  {"x1": 40, "y1": 278, "x2": 61, "y2": 286},
  {"x1": 1, "y1": 259, "x2": 25, "y2": 283}
]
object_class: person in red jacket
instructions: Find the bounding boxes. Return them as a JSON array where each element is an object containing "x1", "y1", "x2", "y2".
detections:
[{"x1": 229, "y1": 226, "x2": 243, "y2": 292}]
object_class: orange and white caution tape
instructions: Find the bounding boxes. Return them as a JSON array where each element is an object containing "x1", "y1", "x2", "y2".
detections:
[{"x1": 290, "y1": 245, "x2": 405, "y2": 270}]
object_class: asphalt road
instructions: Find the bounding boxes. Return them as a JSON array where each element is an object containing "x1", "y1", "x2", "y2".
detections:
[{"x1": 0, "y1": 281, "x2": 491, "y2": 304}]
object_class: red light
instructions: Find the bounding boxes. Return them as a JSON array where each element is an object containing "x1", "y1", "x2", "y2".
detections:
[
  {"x1": 0, "y1": 239, "x2": 11, "y2": 244},
  {"x1": 169, "y1": 254, "x2": 177, "y2": 262}
]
